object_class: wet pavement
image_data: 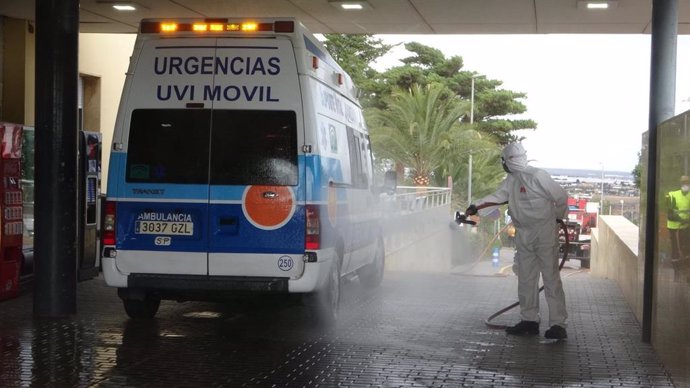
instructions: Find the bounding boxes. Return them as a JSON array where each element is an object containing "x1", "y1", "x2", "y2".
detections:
[{"x1": 0, "y1": 265, "x2": 674, "y2": 387}]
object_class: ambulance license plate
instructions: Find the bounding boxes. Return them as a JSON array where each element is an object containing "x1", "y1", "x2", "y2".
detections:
[{"x1": 135, "y1": 221, "x2": 194, "y2": 236}]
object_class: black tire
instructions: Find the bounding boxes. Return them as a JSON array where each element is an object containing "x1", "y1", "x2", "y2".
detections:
[
  {"x1": 358, "y1": 238, "x2": 385, "y2": 288},
  {"x1": 306, "y1": 259, "x2": 341, "y2": 325},
  {"x1": 122, "y1": 295, "x2": 161, "y2": 319}
]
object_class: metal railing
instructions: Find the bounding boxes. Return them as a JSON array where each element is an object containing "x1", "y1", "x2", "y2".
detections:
[{"x1": 381, "y1": 185, "x2": 452, "y2": 214}]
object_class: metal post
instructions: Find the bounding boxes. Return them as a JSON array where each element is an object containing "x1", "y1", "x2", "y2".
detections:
[
  {"x1": 34, "y1": 0, "x2": 80, "y2": 317},
  {"x1": 601, "y1": 163, "x2": 604, "y2": 215},
  {"x1": 643, "y1": 0, "x2": 678, "y2": 343},
  {"x1": 683, "y1": 113, "x2": 690, "y2": 175},
  {"x1": 468, "y1": 75, "x2": 480, "y2": 205},
  {"x1": 468, "y1": 154, "x2": 472, "y2": 205},
  {"x1": 470, "y1": 76, "x2": 476, "y2": 125}
]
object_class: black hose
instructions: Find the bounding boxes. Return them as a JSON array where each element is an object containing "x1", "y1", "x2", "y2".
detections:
[{"x1": 484, "y1": 219, "x2": 570, "y2": 330}]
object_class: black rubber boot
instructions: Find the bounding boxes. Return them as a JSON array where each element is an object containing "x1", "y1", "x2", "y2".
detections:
[
  {"x1": 544, "y1": 325, "x2": 568, "y2": 339},
  {"x1": 505, "y1": 320, "x2": 539, "y2": 335}
]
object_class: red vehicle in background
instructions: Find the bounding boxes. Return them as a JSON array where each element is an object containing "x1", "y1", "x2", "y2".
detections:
[
  {"x1": 567, "y1": 197, "x2": 598, "y2": 233},
  {"x1": 559, "y1": 197, "x2": 597, "y2": 268}
]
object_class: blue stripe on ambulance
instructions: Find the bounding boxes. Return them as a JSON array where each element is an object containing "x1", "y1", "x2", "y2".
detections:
[
  {"x1": 111, "y1": 155, "x2": 354, "y2": 254},
  {"x1": 207, "y1": 204, "x2": 305, "y2": 254},
  {"x1": 108, "y1": 152, "x2": 208, "y2": 201}
]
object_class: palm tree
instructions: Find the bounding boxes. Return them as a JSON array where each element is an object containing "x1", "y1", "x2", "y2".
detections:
[
  {"x1": 437, "y1": 131, "x2": 505, "y2": 208},
  {"x1": 367, "y1": 83, "x2": 469, "y2": 186}
]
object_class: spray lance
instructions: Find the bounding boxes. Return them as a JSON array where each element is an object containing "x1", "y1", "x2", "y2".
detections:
[
  {"x1": 453, "y1": 201, "x2": 506, "y2": 226},
  {"x1": 453, "y1": 202, "x2": 570, "y2": 330}
]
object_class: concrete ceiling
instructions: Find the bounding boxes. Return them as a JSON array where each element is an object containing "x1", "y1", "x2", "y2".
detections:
[{"x1": 1, "y1": 0, "x2": 690, "y2": 35}]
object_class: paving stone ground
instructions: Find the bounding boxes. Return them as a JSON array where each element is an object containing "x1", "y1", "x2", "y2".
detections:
[{"x1": 0, "y1": 267, "x2": 675, "y2": 387}]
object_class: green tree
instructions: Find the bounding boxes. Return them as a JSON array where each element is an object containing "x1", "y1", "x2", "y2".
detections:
[
  {"x1": 443, "y1": 142, "x2": 505, "y2": 209},
  {"x1": 322, "y1": 36, "x2": 535, "y2": 143},
  {"x1": 321, "y1": 35, "x2": 518, "y2": 201},
  {"x1": 366, "y1": 83, "x2": 468, "y2": 186},
  {"x1": 379, "y1": 43, "x2": 536, "y2": 144},
  {"x1": 322, "y1": 34, "x2": 394, "y2": 107},
  {"x1": 632, "y1": 151, "x2": 642, "y2": 188}
]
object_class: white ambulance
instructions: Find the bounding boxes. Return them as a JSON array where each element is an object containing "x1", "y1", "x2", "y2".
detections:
[{"x1": 102, "y1": 18, "x2": 393, "y2": 322}]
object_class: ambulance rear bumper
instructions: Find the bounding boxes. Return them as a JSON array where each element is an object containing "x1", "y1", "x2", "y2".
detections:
[{"x1": 103, "y1": 253, "x2": 335, "y2": 295}]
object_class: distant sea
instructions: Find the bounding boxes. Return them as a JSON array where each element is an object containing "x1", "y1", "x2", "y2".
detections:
[{"x1": 544, "y1": 168, "x2": 633, "y2": 181}]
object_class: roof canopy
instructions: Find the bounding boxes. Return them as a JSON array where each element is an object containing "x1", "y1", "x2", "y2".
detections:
[{"x1": 1, "y1": 0, "x2": 688, "y2": 34}]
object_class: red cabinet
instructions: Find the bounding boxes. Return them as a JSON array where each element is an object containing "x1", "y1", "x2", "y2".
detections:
[{"x1": 0, "y1": 122, "x2": 23, "y2": 301}]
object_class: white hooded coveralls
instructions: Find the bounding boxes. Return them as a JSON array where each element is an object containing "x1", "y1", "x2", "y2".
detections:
[{"x1": 476, "y1": 143, "x2": 569, "y2": 327}]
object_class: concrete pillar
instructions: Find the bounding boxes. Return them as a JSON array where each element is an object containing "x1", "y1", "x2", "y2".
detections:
[
  {"x1": 33, "y1": 0, "x2": 79, "y2": 317},
  {"x1": 642, "y1": 0, "x2": 678, "y2": 343}
]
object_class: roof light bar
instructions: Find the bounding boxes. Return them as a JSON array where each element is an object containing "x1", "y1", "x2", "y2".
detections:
[{"x1": 139, "y1": 20, "x2": 294, "y2": 34}]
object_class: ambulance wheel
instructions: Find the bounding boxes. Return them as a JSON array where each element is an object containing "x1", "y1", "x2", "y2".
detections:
[
  {"x1": 359, "y1": 238, "x2": 385, "y2": 288},
  {"x1": 122, "y1": 294, "x2": 161, "y2": 319},
  {"x1": 306, "y1": 259, "x2": 341, "y2": 325}
]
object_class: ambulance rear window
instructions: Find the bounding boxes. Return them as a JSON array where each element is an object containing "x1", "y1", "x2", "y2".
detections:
[
  {"x1": 210, "y1": 110, "x2": 298, "y2": 186},
  {"x1": 125, "y1": 109, "x2": 297, "y2": 186},
  {"x1": 126, "y1": 109, "x2": 211, "y2": 184}
]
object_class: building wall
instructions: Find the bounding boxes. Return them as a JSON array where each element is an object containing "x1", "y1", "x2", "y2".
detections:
[
  {"x1": 24, "y1": 22, "x2": 34, "y2": 126},
  {"x1": 0, "y1": 26, "x2": 135, "y2": 189},
  {"x1": 1, "y1": 17, "x2": 31, "y2": 125},
  {"x1": 78, "y1": 33, "x2": 136, "y2": 192},
  {"x1": 592, "y1": 207, "x2": 690, "y2": 386},
  {"x1": 590, "y1": 215, "x2": 642, "y2": 319},
  {"x1": 643, "y1": 110, "x2": 690, "y2": 388}
]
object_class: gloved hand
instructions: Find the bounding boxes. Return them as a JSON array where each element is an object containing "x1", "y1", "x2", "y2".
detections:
[{"x1": 465, "y1": 204, "x2": 478, "y2": 216}]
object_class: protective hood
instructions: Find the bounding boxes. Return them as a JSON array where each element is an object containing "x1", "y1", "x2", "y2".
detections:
[{"x1": 501, "y1": 143, "x2": 528, "y2": 173}]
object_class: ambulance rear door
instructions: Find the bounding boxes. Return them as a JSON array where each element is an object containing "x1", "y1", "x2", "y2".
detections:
[
  {"x1": 114, "y1": 37, "x2": 215, "y2": 276},
  {"x1": 207, "y1": 37, "x2": 306, "y2": 278}
]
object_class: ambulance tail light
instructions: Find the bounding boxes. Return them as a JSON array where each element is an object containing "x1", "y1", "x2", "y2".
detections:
[
  {"x1": 305, "y1": 205, "x2": 320, "y2": 250},
  {"x1": 102, "y1": 201, "x2": 116, "y2": 246}
]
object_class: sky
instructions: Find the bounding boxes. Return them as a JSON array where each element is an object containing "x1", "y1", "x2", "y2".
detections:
[{"x1": 368, "y1": 34, "x2": 690, "y2": 173}]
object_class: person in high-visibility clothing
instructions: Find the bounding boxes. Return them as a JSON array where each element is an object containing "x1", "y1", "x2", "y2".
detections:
[
  {"x1": 666, "y1": 175, "x2": 690, "y2": 264},
  {"x1": 465, "y1": 142, "x2": 569, "y2": 339}
]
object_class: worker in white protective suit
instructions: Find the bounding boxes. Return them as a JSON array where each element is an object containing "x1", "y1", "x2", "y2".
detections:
[{"x1": 465, "y1": 142, "x2": 569, "y2": 339}]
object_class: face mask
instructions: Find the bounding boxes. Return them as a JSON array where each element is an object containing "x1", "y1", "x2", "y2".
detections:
[
  {"x1": 501, "y1": 157, "x2": 511, "y2": 173},
  {"x1": 682, "y1": 185, "x2": 690, "y2": 193}
]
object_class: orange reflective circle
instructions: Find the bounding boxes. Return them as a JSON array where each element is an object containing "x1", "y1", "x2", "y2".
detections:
[{"x1": 242, "y1": 186, "x2": 295, "y2": 230}]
